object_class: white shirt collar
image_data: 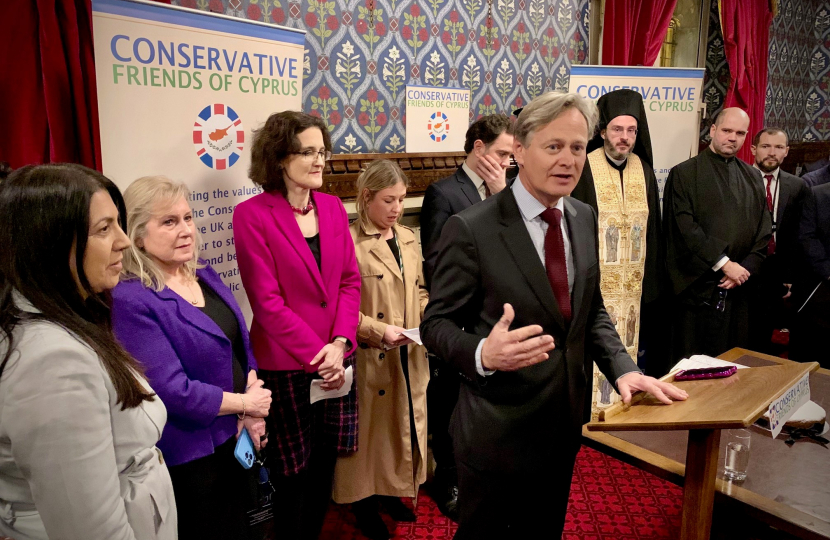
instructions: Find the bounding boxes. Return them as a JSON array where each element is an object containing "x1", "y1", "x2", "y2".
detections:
[
  {"x1": 462, "y1": 161, "x2": 485, "y2": 191},
  {"x1": 753, "y1": 164, "x2": 779, "y2": 181},
  {"x1": 512, "y1": 175, "x2": 565, "y2": 221}
]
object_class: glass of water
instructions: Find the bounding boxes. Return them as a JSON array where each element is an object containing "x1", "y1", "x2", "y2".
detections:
[{"x1": 723, "y1": 429, "x2": 751, "y2": 482}]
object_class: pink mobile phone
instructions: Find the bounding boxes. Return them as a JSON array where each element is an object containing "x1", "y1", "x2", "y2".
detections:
[{"x1": 674, "y1": 366, "x2": 737, "y2": 380}]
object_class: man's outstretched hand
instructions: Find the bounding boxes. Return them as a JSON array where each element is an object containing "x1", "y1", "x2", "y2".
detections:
[{"x1": 481, "y1": 304, "x2": 556, "y2": 372}]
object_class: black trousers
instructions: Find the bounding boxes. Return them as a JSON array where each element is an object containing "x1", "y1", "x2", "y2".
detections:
[
  {"x1": 271, "y1": 444, "x2": 337, "y2": 540},
  {"x1": 167, "y1": 436, "x2": 251, "y2": 540},
  {"x1": 637, "y1": 297, "x2": 673, "y2": 378},
  {"x1": 670, "y1": 286, "x2": 751, "y2": 364},
  {"x1": 453, "y1": 445, "x2": 580, "y2": 540},
  {"x1": 748, "y1": 271, "x2": 793, "y2": 355},
  {"x1": 426, "y1": 353, "x2": 460, "y2": 481}
]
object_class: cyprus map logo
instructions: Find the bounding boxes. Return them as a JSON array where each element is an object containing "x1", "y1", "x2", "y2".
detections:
[
  {"x1": 428, "y1": 111, "x2": 450, "y2": 142},
  {"x1": 193, "y1": 104, "x2": 244, "y2": 170}
]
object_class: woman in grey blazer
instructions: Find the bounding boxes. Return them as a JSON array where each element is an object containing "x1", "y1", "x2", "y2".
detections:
[{"x1": 0, "y1": 164, "x2": 177, "y2": 540}]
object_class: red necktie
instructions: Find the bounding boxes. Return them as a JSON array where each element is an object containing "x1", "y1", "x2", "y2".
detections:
[
  {"x1": 764, "y1": 174, "x2": 776, "y2": 255},
  {"x1": 484, "y1": 183, "x2": 491, "y2": 198},
  {"x1": 540, "y1": 208, "x2": 571, "y2": 322}
]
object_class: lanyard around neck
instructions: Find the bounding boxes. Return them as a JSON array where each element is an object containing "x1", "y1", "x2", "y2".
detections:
[{"x1": 764, "y1": 174, "x2": 779, "y2": 222}]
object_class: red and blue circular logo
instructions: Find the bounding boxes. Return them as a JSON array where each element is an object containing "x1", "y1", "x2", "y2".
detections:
[
  {"x1": 428, "y1": 111, "x2": 449, "y2": 142},
  {"x1": 193, "y1": 104, "x2": 244, "y2": 170}
]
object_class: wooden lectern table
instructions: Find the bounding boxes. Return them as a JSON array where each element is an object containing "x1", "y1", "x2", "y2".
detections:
[{"x1": 586, "y1": 359, "x2": 820, "y2": 540}]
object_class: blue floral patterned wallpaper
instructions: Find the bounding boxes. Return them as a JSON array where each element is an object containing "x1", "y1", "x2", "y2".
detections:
[
  {"x1": 699, "y1": 0, "x2": 728, "y2": 143},
  {"x1": 173, "y1": 0, "x2": 590, "y2": 152},
  {"x1": 701, "y1": 0, "x2": 830, "y2": 143},
  {"x1": 766, "y1": 0, "x2": 820, "y2": 142},
  {"x1": 802, "y1": 1, "x2": 830, "y2": 140}
]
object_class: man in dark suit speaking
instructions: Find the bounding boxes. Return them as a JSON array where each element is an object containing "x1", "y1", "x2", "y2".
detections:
[{"x1": 420, "y1": 92, "x2": 687, "y2": 540}]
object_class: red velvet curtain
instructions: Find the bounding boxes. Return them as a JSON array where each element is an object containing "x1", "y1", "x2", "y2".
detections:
[
  {"x1": 602, "y1": 0, "x2": 678, "y2": 66},
  {"x1": 720, "y1": 0, "x2": 773, "y2": 164},
  {"x1": 0, "y1": 0, "x2": 102, "y2": 170}
]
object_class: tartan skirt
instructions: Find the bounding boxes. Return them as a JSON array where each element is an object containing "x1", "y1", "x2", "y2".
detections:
[{"x1": 261, "y1": 354, "x2": 358, "y2": 477}]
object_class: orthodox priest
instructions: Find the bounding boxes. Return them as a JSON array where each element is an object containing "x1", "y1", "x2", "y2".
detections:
[
  {"x1": 569, "y1": 89, "x2": 667, "y2": 419},
  {"x1": 663, "y1": 108, "x2": 771, "y2": 363}
]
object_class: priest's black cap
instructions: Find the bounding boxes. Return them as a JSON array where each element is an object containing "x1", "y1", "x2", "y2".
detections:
[{"x1": 587, "y1": 89, "x2": 654, "y2": 167}]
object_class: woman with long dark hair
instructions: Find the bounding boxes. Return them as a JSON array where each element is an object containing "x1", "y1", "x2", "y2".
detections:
[{"x1": 0, "y1": 164, "x2": 176, "y2": 540}]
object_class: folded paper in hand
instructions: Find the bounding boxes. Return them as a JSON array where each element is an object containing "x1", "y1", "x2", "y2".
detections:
[
  {"x1": 400, "y1": 328, "x2": 422, "y2": 346},
  {"x1": 383, "y1": 328, "x2": 423, "y2": 350},
  {"x1": 310, "y1": 366, "x2": 354, "y2": 404}
]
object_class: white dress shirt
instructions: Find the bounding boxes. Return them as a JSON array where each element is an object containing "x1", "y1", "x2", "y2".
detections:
[
  {"x1": 475, "y1": 178, "x2": 574, "y2": 376},
  {"x1": 462, "y1": 162, "x2": 488, "y2": 201}
]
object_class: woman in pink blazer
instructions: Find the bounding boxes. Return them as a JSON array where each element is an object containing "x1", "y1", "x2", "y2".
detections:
[{"x1": 233, "y1": 111, "x2": 361, "y2": 540}]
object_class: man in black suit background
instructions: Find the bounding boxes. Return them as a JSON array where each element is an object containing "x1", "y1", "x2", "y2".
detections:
[
  {"x1": 421, "y1": 114, "x2": 515, "y2": 285},
  {"x1": 803, "y1": 161, "x2": 830, "y2": 188},
  {"x1": 419, "y1": 114, "x2": 514, "y2": 519},
  {"x1": 790, "y1": 182, "x2": 830, "y2": 368},
  {"x1": 420, "y1": 92, "x2": 686, "y2": 539},
  {"x1": 748, "y1": 128, "x2": 811, "y2": 354}
]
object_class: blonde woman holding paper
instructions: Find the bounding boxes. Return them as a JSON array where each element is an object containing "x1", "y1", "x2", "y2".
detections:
[{"x1": 333, "y1": 160, "x2": 430, "y2": 540}]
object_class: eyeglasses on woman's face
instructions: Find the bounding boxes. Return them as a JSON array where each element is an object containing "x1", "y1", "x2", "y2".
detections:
[{"x1": 292, "y1": 150, "x2": 332, "y2": 163}]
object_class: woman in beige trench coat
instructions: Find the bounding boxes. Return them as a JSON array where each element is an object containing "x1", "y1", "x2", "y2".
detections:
[{"x1": 333, "y1": 160, "x2": 430, "y2": 540}]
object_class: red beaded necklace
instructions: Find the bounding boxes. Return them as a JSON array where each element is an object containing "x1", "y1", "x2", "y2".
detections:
[{"x1": 289, "y1": 194, "x2": 315, "y2": 215}]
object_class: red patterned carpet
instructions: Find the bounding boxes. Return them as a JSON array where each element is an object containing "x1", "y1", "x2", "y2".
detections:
[{"x1": 320, "y1": 446, "x2": 683, "y2": 540}]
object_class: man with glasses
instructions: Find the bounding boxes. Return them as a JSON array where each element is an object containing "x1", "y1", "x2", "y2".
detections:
[
  {"x1": 663, "y1": 108, "x2": 771, "y2": 364},
  {"x1": 570, "y1": 90, "x2": 670, "y2": 413}
]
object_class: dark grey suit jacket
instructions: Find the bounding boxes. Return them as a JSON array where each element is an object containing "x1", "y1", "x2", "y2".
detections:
[
  {"x1": 419, "y1": 165, "x2": 482, "y2": 289},
  {"x1": 420, "y1": 186, "x2": 637, "y2": 473},
  {"x1": 803, "y1": 163, "x2": 830, "y2": 188},
  {"x1": 798, "y1": 183, "x2": 830, "y2": 287}
]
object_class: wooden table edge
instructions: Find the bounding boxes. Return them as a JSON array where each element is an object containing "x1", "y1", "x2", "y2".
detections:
[
  {"x1": 718, "y1": 348, "x2": 830, "y2": 377},
  {"x1": 589, "y1": 355, "x2": 820, "y2": 431},
  {"x1": 582, "y1": 398, "x2": 830, "y2": 539}
]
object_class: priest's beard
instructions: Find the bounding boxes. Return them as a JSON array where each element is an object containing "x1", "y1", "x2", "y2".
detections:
[{"x1": 604, "y1": 138, "x2": 632, "y2": 161}]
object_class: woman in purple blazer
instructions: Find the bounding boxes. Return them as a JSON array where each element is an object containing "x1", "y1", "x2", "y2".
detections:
[
  {"x1": 233, "y1": 111, "x2": 360, "y2": 540},
  {"x1": 111, "y1": 176, "x2": 273, "y2": 540}
]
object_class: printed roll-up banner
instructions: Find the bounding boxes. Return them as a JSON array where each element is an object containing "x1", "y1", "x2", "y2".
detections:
[{"x1": 92, "y1": 0, "x2": 305, "y2": 322}]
